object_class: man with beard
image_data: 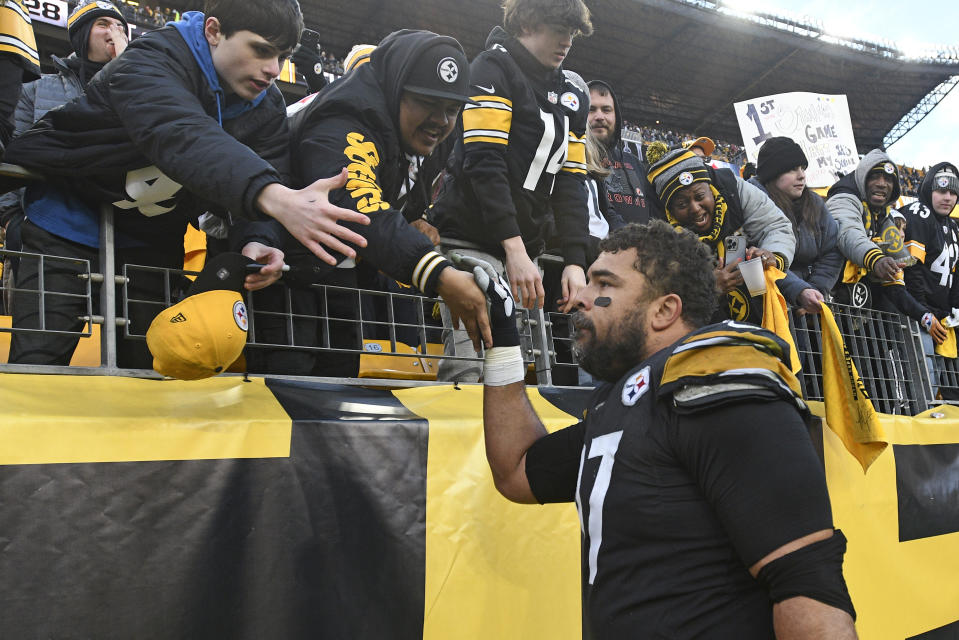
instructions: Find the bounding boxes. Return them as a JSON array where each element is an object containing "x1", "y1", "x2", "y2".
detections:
[
  {"x1": 827, "y1": 150, "x2": 929, "y2": 325},
  {"x1": 470, "y1": 220, "x2": 857, "y2": 639},
  {"x1": 586, "y1": 80, "x2": 658, "y2": 224}
]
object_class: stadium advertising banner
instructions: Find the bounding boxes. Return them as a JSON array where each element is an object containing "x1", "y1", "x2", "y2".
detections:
[
  {"x1": 734, "y1": 92, "x2": 858, "y2": 188},
  {"x1": 1, "y1": 375, "x2": 958, "y2": 638}
]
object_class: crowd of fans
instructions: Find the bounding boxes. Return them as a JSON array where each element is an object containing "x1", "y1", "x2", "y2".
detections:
[
  {"x1": 622, "y1": 121, "x2": 744, "y2": 164},
  {"x1": 77, "y1": 0, "x2": 934, "y2": 193},
  {"x1": 116, "y1": 0, "x2": 180, "y2": 29},
  {"x1": 0, "y1": 0, "x2": 952, "y2": 391}
]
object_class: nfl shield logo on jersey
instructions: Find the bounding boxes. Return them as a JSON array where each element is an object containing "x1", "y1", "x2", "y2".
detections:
[
  {"x1": 621, "y1": 366, "x2": 650, "y2": 406},
  {"x1": 547, "y1": 91, "x2": 558, "y2": 104}
]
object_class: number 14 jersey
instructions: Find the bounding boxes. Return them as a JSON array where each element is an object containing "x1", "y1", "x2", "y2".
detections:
[{"x1": 432, "y1": 26, "x2": 590, "y2": 269}]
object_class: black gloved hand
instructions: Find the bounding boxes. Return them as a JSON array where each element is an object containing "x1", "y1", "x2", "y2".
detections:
[
  {"x1": 451, "y1": 252, "x2": 519, "y2": 347},
  {"x1": 291, "y1": 34, "x2": 327, "y2": 94}
]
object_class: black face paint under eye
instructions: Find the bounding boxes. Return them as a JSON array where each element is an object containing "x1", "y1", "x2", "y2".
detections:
[{"x1": 594, "y1": 296, "x2": 611, "y2": 307}]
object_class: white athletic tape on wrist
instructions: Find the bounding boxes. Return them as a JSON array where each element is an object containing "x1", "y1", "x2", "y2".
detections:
[{"x1": 483, "y1": 346, "x2": 525, "y2": 386}]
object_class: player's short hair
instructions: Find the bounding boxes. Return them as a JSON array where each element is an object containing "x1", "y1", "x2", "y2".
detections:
[
  {"x1": 502, "y1": 0, "x2": 593, "y2": 38},
  {"x1": 204, "y1": 0, "x2": 304, "y2": 52},
  {"x1": 598, "y1": 220, "x2": 718, "y2": 328}
]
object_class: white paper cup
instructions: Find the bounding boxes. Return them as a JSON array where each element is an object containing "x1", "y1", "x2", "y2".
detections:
[{"x1": 738, "y1": 256, "x2": 766, "y2": 296}]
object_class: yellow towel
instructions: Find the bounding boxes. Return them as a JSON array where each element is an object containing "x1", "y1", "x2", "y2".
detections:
[
  {"x1": 935, "y1": 324, "x2": 957, "y2": 358},
  {"x1": 842, "y1": 260, "x2": 867, "y2": 284},
  {"x1": 819, "y1": 305, "x2": 888, "y2": 472},
  {"x1": 760, "y1": 267, "x2": 800, "y2": 373}
]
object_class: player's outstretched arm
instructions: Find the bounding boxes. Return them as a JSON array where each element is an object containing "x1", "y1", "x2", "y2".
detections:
[
  {"x1": 452, "y1": 253, "x2": 546, "y2": 503},
  {"x1": 485, "y1": 381, "x2": 546, "y2": 504}
]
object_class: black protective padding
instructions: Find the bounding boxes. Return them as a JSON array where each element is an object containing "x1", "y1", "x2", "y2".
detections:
[{"x1": 756, "y1": 530, "x2": 856, "y2": 620}]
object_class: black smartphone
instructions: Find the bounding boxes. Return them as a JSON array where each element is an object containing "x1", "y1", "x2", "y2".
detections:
[{"x1": 299, "y1": 29, "x2": 320, "y2": 52}]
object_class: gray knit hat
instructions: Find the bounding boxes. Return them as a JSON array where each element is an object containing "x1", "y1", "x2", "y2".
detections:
[
  {"x1": 646, "y1": 148, "x2": 711, "y2": 212},
  {"x1": 933, "y1": 168, "x2": 959, "y2": 196}
]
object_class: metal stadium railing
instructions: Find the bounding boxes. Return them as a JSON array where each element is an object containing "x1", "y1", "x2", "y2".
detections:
[
  {"x1": 0, "y1": 162, "x2": 953, "y2": 412},
  {"x1": 790, "y1": 306, "x2": 932, "y2": 414},
  {"x1": 0, "y1": 227, "x2": 949, "y2": 409}
]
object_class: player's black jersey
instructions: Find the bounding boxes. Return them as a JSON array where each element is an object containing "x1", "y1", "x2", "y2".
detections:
[
  {"x1": 902, "y1": 200, "x2": 959, "y2": 318},
  {"x1": 432, "y1": 26, "x2": 589, "y2": 267},
  {"x1": 525, "y1": 321, "x2": 831, "y2": 638}
]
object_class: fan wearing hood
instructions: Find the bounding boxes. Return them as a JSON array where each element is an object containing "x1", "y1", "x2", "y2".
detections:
[
  {"x1": 286, "y1": 29, "x2": 492, "y2": 368},
  {"x1": 586, "y1": 80, "x2": 659, "y2": 224},
  {"x1": 901, "y1": 162, "x2": 959, "y2": 344},
  {"x1": 826, "y1": 150, "x2": 928, "y2": 321}
]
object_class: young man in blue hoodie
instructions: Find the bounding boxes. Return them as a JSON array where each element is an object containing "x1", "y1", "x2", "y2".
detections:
[{"x1": 5, "y1": 0, "x2": 370, "y2": 368}]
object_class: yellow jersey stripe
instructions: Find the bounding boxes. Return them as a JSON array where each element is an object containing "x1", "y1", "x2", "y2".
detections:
[
  {"x1": 467, "y1": 95, "x2": 511, "y2": 106},
  {"x1": 0, "y1": 41, "x2": 37, "y2": 68},
  {"x1": 563, "y1": 138, "x2": 586, "y2": 168},
  {"x1": 463, "y1": 135, "x2": 508, "y2": 146},
  {"x1": 462, "y1": 107, "x2": 511, "y2": 137},
  {"x1": 0, "y1": 0, "x2": 38, "y2": 69},
  {"x1": 905, "y1": 240, "x2": 926, "y2": 263}
]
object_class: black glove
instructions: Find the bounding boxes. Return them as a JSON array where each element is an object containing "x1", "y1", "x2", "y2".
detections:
[
  {"x1": 291, "y1": 35, "x2": 327, "y2": 94},
  {"x1": 451, "y1": 253, "x2": 519, "y2": 347}
]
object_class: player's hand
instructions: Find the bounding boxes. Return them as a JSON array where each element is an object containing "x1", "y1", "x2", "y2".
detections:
[
  {"x1": 256, "y1": 169, "x2": 371, "y2": 266},
  {"x1": 873, "y1": 256, "x2": 899, "y2": 282},
  {"x1": 503, "y1": 237, "x2": 544, "y2": 309},
  {"x1": 240, "y1": 241, "x2": 285, "y2": 291},
  {"x1": 928, "y1": 316, "x2": 948, "y2": 345},
  {"x1": 451, "y1": 252, "x2": 518, "y2": 348},
  {"x1": 410, "y1": 218, "x2": 440, "y2": 246},
  {"x1": 557, "y1": 264, "x2": 586, "y2": 313},
  {"x1": 795, "y1": 288, "x2": 824, "y2": 316},
  {"x1": 714, "y1": 260, "x2": 744, "y2": 294},
  {"x1": 436, "y1": 267, "x2": 492, "y2": 351}
]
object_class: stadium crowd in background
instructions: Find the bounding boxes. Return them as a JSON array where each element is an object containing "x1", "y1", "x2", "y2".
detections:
[{"x1": 116, "y1": 0, "x2": 179, "y2": 29}]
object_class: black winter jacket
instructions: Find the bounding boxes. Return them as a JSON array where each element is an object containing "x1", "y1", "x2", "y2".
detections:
[
  {"x1": 288, "y1": 30, "x2": 454, "y2": 296},
  {"x1": 586, "y1": 79, "x2": 660, "y2": 224},
  {"x1": 5, "y1": 15, "x2": 289, "y2": 249},
  {"x1": 431, "y1": 26, "x2": 590, "y2": 268},
  {"x1": 901, "y1": 161, "x2": 959, "y2": 319}
]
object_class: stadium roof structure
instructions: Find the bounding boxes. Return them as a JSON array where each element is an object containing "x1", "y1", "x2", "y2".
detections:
[{"x1": 300, "y1": 0, "x2": 959, "y2": 154}]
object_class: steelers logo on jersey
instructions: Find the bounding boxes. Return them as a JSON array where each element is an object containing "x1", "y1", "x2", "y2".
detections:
[
  {"x1": 621, "y1": 366, "x2": 650, "y2": 406},
  {"x1": 560, "y1": 92, "x2": 579, "y2": 111}
]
